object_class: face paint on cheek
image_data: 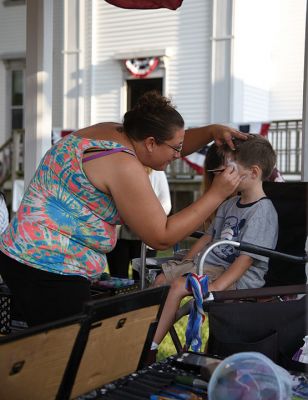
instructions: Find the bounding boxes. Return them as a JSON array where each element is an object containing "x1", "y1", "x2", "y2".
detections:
[{"x1": 225, "y1": 157, "x2": 238, "y2": 172}]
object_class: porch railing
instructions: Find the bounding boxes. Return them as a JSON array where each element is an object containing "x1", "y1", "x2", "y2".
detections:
[
  {"x1": 0, "y1": 120, "x2": 303, "y2": 194},
  {"x1": 267, "y1": 120, "x2": 302, "y2": 177},
  {"x1": 0, "y1": 129, "x2": 24, "y2": 188}
]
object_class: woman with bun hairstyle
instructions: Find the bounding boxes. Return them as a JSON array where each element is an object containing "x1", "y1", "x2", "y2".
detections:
[{"x1": 0, "y1": 91, "x2": 245, "y2": 326}]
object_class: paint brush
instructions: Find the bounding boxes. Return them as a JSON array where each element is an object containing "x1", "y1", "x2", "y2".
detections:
[{"x1": 206, "y1": 168, "x2": 225, "y2": 173}]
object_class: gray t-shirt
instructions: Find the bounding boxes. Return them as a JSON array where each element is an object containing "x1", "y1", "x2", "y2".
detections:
[{"x1": 200, "y1": 196, "x2": 278, "y2": 289}]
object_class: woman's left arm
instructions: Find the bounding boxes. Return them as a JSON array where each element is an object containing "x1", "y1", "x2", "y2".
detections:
[{"x1": 181, "y1": 124, "x2": 247, "y2": 156}]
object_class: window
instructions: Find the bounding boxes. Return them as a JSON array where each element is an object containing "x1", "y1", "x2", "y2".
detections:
[
  {"x1": 3, "y1": 59, "x2": 25, "y2": 134},
  {"x1": 11, "y1": 69, "x2": 24, "y2": 130},
  {"x1": 3, "y1": 0, "x2": 25, "y2": 6},
  {"x1": 127, "y1": 78, "x2": 163, "y2": 110}
]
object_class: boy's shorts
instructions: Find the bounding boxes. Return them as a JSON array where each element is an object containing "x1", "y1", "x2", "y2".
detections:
[{"x1": 162, "y1": 259, "x2": 235, "y2": 289}]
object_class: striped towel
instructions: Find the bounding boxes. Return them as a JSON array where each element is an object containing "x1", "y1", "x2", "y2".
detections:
[{"x1": 185, "y1": 272, "x2": 209, "y2": 352}]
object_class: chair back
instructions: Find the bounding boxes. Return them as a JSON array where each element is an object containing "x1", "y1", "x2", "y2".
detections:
[
  {"x1": 263, "y1": 181, "x2": 308, "y2": 285},
  {"x1": 205, "y1": 285, "x2": 307, "y2": 372},
  {"x1": 68, "y1": 286, "x2": 169, "y2": 399},
  {"x1": 0, "y1": 315, "x2": 84, "y2": 400}
]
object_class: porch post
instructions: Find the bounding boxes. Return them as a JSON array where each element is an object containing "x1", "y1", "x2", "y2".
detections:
[
  {"x1": 301, "y1": 0, "x2": 308, "y2": 182},
  {"x1": 63, "y1": 0, "x2": 80, "y2": 130},
  {"x1": 24, "y1": 0, "x2": 53, "y2": 188},
  {"x1": 210, "y1": 0, "x2": 234, "y2": 123}
]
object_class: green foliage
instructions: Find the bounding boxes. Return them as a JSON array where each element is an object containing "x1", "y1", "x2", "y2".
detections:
[
  {"x1": 126, "y1": 247, "x2": 209, "y2": 360},
  {"x1": 157, "y1": 304, "x2": 209, "y2": 361}
]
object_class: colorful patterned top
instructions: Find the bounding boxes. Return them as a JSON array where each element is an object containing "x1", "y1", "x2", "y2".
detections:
[{"x1": 0, "y1": 134, "x2": 136, "y2": 280}]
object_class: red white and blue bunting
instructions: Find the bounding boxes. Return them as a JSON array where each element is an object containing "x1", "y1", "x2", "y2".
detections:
[
  {"x1": 125, "y1": 57, "x2": 160, "y2": 78},
  {"x1": 105, "y1": 1, "x2": 183, "y2": 10}
]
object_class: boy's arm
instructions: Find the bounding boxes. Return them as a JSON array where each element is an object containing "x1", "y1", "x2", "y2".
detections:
[
  {"x1": 184, "y1": 234, "x2": 212, "y2": 260},
  {"x1": 208, "y1": 254, "x2": 253, "y2": 291}
]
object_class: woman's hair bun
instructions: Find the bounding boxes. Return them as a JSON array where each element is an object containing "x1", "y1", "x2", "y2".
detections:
[
  {"x1": 133, "y1": 91, "x2": 173, "y2": 114},
  {"x1": 123, "y1": 90, "x2": 184, "y2": 142}
]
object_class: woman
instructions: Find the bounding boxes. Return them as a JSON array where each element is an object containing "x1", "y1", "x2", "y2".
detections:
[{"x1": 0, "y1": 91, "x2": 245, "y2": 326}]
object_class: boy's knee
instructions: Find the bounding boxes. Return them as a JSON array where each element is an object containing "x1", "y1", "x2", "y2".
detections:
[
  {"x1": 154, "y1": 273, "x2": 167, "y2": 286},
  {"x1": 170, "y1": 276, "x2": 186, "y2": 293}
]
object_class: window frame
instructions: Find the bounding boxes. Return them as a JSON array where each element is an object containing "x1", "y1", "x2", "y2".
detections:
[
  {"x1": 3, "y1": 0, "x2": 25, "y2": 6},
  {"x1": 3, "y1": 59, "x2": 25, "y2": 138}
]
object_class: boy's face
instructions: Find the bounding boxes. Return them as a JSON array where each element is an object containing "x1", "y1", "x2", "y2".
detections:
[
  {"x1": 223, "y1": 155, "x2": 256, "y2": 191},
  {"x1": 235, "y1": 162, "x2": 254, "y2": 191}
]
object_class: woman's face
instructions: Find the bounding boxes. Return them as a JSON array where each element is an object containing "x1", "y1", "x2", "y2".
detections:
[{"x1": 152, "y1": 127, "x2": 185, "y2": 170}]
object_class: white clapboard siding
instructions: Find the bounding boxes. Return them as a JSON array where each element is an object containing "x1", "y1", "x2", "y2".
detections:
[
  {"x1": 268, "y1": 0, "x2": 306, "y2": 120},
  {"x1": 0, "y1": 3, "x2": 26, "y2": 55},
  {"x1": 0, "y1": 2, "x2": 26, "y2": 145},
  {"x1": 233, "y1": 0, "x2": 306, "y2": 122},
  {"x1": 92, "y1": 0, "x2": 211, "y2": 127}
]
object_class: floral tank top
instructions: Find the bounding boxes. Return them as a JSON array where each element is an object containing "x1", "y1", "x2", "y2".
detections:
[{"x1": 0, "y1": 134, "x2": 135, "y2": 280}]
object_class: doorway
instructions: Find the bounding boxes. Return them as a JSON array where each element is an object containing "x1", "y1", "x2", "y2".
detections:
[{"x1": 127, "y1": 78, "x2": 163, "y2": 110}]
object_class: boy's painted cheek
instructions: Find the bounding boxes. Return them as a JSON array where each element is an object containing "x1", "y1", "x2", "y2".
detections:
[{"x1": 225, "y1": 157, "x2": 238, "y2": 172}]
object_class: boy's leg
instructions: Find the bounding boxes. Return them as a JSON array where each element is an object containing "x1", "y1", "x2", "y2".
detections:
[
  {"x1": 153, "y1": 265, "x2": 223, "y2": 345},
  {"x1": 153, "y1": 276, "x2": 190, "y2": 346},
  {"x1": 162, "y1": 259, "x2": 195, "y2": 283},
  {"x1": 203, "y1": 265, "x2": 225, "y2": 283},
  {"x1": 153, "y1": 272, "x2": 168, "y2": 286},
  {"x1": 203, "y1": 264, "x2": 236, "y2": 290}
]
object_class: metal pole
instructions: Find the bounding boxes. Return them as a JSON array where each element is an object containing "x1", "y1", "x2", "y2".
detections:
[
  {"x1": 301, "y1": 0, "x2": 308, "y2": 182},
  {"x1": 197, "y1": 240, "x2": 240, "y2": 275},
  {"x1": 139, "y1": 242, "x2": 147, "y2": 290}
]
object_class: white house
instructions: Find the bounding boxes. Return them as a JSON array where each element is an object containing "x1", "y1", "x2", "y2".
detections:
[{"x1": 0, "y1": 0, "x2": 307, "y2": 185}]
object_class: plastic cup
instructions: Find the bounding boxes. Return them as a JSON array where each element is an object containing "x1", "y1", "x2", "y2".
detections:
[{"x1": 208, "y1": 351, "x2": 292, "y2": 400}]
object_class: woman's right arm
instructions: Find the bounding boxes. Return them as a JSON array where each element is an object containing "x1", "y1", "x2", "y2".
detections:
[{"x1": 84, "y1": 153, "x2": 241, "y2": 250}]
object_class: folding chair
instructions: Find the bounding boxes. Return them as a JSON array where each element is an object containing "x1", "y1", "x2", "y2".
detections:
[
  {"x1": 0, "y1": 286, "x2": 169, "y2": 400},
  {"x1": 263, "y1": 181, "x2": 308, "y2": 285},
  {"x1": 0, "y1": 314, "x2": 86, "y2": 400},
  {"x1": 204, "y1": 284, "x2": 307, "y2": 373},
  {"x1": 167, "y1": 182, "x2": 308, "y2": 359},
  {"x1": 62, "y1": 286, "x2": 169, "y2": 399}
]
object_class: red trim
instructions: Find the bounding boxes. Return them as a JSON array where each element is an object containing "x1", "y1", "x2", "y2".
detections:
[
  {"x1": 260, "y1": 123, "x2": 270, "y2": 137},
  {"x1": 182, "y1": 157, "x2": 204, "y2": 175}
]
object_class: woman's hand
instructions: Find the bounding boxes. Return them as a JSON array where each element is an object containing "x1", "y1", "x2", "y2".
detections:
[
  {"x1": 208, "y1": 165, "x2": 241, "y2": 200},
  {"x1": 182, "y1": 124, "x2": 247, "y2": 156},
  {"x1": 211, "y1": 124, "x2": 247, "y2": 150}
]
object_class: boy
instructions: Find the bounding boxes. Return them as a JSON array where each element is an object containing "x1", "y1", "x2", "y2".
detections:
[{"x1": 151, "y1": 134, "x2": 279, "y2": 354}]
